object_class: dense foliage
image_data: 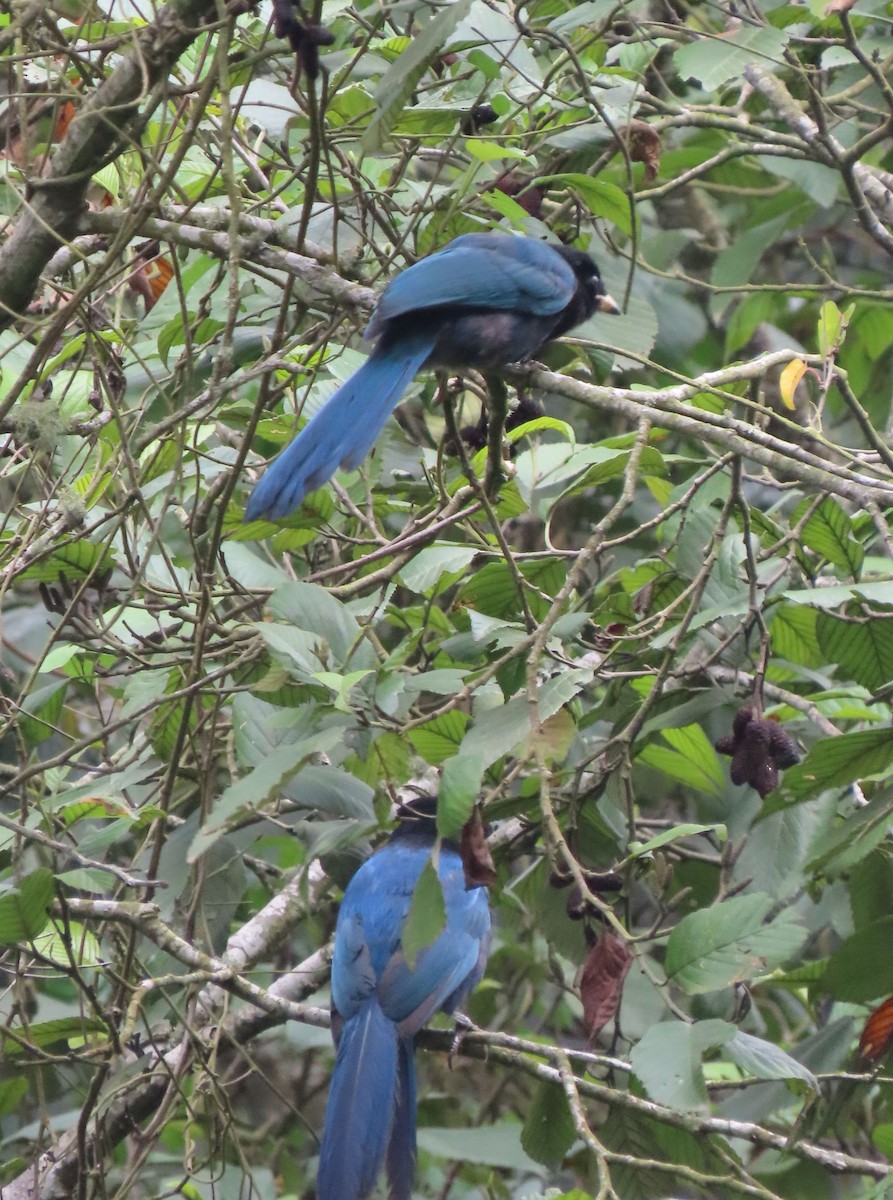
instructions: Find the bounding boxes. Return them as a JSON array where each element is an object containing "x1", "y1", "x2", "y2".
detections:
[{"x1": 2, "y1": 0, "x2": 893, "y2": 1197}]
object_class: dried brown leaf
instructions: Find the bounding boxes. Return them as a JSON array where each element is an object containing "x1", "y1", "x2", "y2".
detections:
[
  {"x1": 460, "y1": 808, "x2": 496, "y2": 888},
  {"x1": 580, "y1": 931, "x2": 632, "y2": 1046}
]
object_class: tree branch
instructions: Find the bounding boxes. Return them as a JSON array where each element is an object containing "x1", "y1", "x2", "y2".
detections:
[{"x1": 0, "y1": 0, "x2": 254, "y2": 331}]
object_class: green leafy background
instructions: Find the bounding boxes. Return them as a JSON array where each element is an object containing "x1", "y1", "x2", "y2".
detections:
[{"x1": 2, "y1": 0, "x2": 893, "y2": 1197}]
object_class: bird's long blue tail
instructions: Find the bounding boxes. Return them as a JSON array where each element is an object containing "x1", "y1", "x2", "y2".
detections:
[
  {"x1": 244, "y1": 334, "x2": 434, "y2": 521},
  {"x1": 316, "y1": 1000, "x2": 399, "y2": 1200},
  {"x1": 386, "y1": 1038, "x2": 417, "y2": 1200}
]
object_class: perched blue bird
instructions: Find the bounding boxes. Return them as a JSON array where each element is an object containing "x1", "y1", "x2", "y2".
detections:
[
  {"x1": 245, "y1": 233, "x2": 618, "y2": 520},
  {"x1": 316, "y1": 806, "x2": 492, "y2": 1200}
]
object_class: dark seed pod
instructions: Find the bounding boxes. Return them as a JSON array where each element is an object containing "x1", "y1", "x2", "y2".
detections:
[
  {"x1": 768, "y1": 721, "x2": 801, "y2": 769},
  {"x1": 460, "y1": 103, "x2": 498, "y2": 132},
  {"x1": 548, "y1": 867, "x2": 574, "y2": 890},
  {"x1": 716, "y1": 705, "x2": 801, "y2": 798},
  {"x1": 566, "y1": 885, "x2": 587, "y2": 921}
]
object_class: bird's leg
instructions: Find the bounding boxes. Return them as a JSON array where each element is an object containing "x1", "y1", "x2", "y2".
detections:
[
  {"x1": 483, "y1": 373, "x2": 509, "y2": 497},
  {"x1": 447, "y1": 1011, "x2": 480, "y2": 1068}
]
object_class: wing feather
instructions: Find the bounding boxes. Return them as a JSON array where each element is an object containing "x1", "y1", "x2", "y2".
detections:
[{"x1": 367, "y1": 234, "x2": 575, "y2": 335}]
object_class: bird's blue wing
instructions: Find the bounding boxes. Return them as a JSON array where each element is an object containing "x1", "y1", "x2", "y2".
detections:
[
  {"x1": 321, "y1": 827, "x2": 490, "y2": 1200},
  {"x1": 376, "y1": 849, "x2": 491, "y2": 1035},
  {"x1": 331, "y1": 840, "x2": 431, "y2": 1017},
  {"x1": 332, "y1": 837, "x2": 490, "y2": 1031},
  {"x1": 368, "y1": 234, "x2": 576, "y2": 334},
  {"x1": 330, "y1": 906, "x2": 378, "y2": 1021}
]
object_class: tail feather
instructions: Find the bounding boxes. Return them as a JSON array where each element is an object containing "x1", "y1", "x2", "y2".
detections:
[
  {"x1": 244, "y1": 334, "x2": 434, "y2": 521},
  {"x1": 317, "y1": 1000, "x2": 399, "y2": 1200},
  {"x1": 386, "y1": 1038, "x2": 417, "y2": 1200}
]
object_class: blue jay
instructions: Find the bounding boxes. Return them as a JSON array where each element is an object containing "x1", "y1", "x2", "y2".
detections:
[
  {"x1": 316, "y1": 806, "x2": 492, "y2": 1200},
  {"x1": 245, "y1": 233, "x2": 618, "y2": 520}
]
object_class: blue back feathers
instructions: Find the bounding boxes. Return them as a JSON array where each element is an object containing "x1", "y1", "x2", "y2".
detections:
[
  {"x1": 317, "y1": 820, "x2": 491, "y2": 1200},
  {"x1": 366, "y1": 234, "x2": 577, "y2": 336},
  {"x1": 245, "y1": 232, "x2": 605, "y2": 521}
]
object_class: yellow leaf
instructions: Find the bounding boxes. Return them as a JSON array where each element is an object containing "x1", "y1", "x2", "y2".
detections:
[{"x1": 779, "y1": 358, "x2": 808, "y2": 410}]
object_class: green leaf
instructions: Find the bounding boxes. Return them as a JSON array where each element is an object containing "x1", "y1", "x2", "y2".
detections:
[
  {"x1": 725, "y1": 291, "x2": 778, "y2": 356},
  {"x1": 402, "y1": 856, "x2": 446, "y2": 969},
  {"x1": 599, "y1": 1108, "x2": 681, "y2": 1198},
  {"x1": 0, "y1": 1016, "x2": 108, "y2": 1057},
  {"x1": 630, "y1": 1019, "x2": 734, "y2": 1110},
  {"x1": 638, "y1": 725, "x2": 725, "y2": 798},
  {"x1": 849, "y1": 851, "x2": 893, "y2": 931},
  {"x1": 807, "y1": 792, "x2": 893, "y2": 876},
  {"x1": 665, "y1": 894, "x2": 806, "y2": 994},
  {"x1": 823, "y1": 916, "x2": 893, "y2": 1002},
  {"x1": 149, "y1": 691, "x2": 194, "y2": 762},
  {"x1": 404, "y1": 669, "x2": 467, "y2": 697},
  {"x1": 285, "y1": 765, "x2": 375, "y2": 821},
  {"x1": 782, "y1": 728, "x2": 893, "y2": 799},
  {"x1": 19, "y1": 679, "x2": 67, "y2": 747},
  {"x1": 418, "y1": 1121, "x2": 538, "y2": 1170},
  {"x1": 674, "y1": 23, "x2": 790, "y2": 90},
  {"x1": 505, "y1": 416, "x2": 575, "y2": 446},
  {"x1": 758, "y1": 155, "x2": 841, "y2": 208},
  {"x1": 231, "y1": 694, "x2": 319, "y2": 764},
  {"x1": 409, "y1": 711, "x2": 469, "y2": 764},
  {"x1": 784, "y1": 581, "x2": 893, "y2": 608},
  {"x1": 459, "y1": 557, "x2": 567, "y2": 622},
  {"x1": 268, "y1": 581, "x2": 373, "y2": 670},
  {"x1": 360, "y1": 0, "x2": 474, "y2": 156},
  {"x1": 41, "y1": 643, "x2": 82, "y2": 673},
  {"x1": 56, "y1": 868, "x2": 114, "y2": 894},
  {"x1": 464, "y1": 138, "x2": 532, "y2": 163},
  {"x1": 16, "y1": 540, "x2": 110, "y2": 583},
  {"x1": 44, "y1": 749, "x2": 157, "y2": 811},
  {"x1": 540, "y1": 174, "x2": 633, "y2": 236},
  {"x1": 794, "y1": 496, "x2": 863, "y2": 576},
  {"x1": 712, "y1": 214, "x2": 793, "y2": 288},
  {"x1": 764, "y1": 960, "x2": 829, "y2": 987},
  {"x1": 725, "y1": 1030, "x2": 818, "y2": 1089},
  {"x1": 399, "y1": 544, "x2": 478, "y2": 594},
  {"x1": 520, "y1": 1080, "x2": 576, "y2": 1166},
  {"x1": 188, "y1": 727, "x2": 348, "y2": 861},
  {"x1": 546, "y1": 0, "x2": 619, "y2": 36},
  {"x1": 460, "y1": 668, "x2": 592, "y2": 768},
  {"x1": 734, "y1": 804, "x2": 825, "y2": 899},
  {"x1": 0, "y1": 1077, "x2": 27, "y2": 1116},
  {"x1": 872, "y1": 1125, "x2": 893, "y2": 1161},
  {"x1": 0, "y1": 870, "x2": 55, "y2": 944},
  {"x1": 816, "y1": 610, "x2": 893, "y2": 691},
  {"x1": 31, "y1": 921, "x2": 104, "y2": 968},
  {"x1": 559, "y1": 446, "x2": 667, "y2": 500},
  {"x1": 818, "y1": 300, "x2": 852, "y2": 355},
  {"x1": 312, "y1": 668, "x2": 374, "y2": 712},
  {"x1": 438, "y1": 754, "x2": 485, "y2": 839},
  {"x1": 768, "y1": 604, "x2": 820, "y2": 666},
  {"x1": 629, "y1": 823, "x2": 725, "y2": 859},
  {"x1": 482, "y1": 186, "x2": 542, "y2": 225}
]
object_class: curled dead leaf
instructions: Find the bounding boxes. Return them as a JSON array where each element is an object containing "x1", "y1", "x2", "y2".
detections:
[
  {"x1": 615, "y1": 120, "x2": 661, "y2": 182},
  {"x1": 580, "y1": 930, "x2": 632, "y2": 1046},
  {"x1": 859, "y1": 996, "x2": 893, "y2": 1064},
  {"x1": 460, "y1": 807, "x2": 496, "y2": 889}
]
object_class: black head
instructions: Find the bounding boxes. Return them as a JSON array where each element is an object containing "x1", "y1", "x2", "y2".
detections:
[
  {"x1": 389, "y1": 794, "x2": 439, "y2": 847},
  {"x1": 553, "y1": 245, "x2": 620, "y2": 334}
]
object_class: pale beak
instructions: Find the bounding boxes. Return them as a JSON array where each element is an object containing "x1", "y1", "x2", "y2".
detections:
[{"x1": 597, "y1": 293, "x2": 621, "y2": 315}]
